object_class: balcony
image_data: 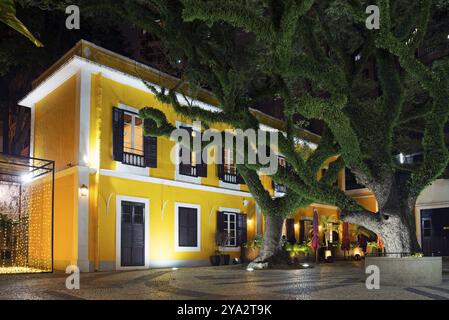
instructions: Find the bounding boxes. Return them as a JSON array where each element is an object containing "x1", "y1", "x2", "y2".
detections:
[
  {"x1": 179, "y1": 163, "x2": 198, "y2": 177},
  {"x1": 122, "y1": 152, "x2": 145, "y2": 168},
  {"x1": 218, "y1": 164, "x2": 244, "y2": 184},
  {"x1": 273, "y1": 182, "x2": 287, "y2": 194}
]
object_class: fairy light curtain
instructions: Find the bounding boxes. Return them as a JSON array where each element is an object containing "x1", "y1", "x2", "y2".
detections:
[{"x1": 0, "y1": 154, "x2": 54, "y2": 274}]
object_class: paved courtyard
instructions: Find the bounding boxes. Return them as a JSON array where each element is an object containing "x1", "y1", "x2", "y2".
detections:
[{"x1": 1, "y1": 261, "x2": 449, "y2": 300}]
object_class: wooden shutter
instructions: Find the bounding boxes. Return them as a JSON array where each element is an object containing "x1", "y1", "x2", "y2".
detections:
[
  {"x1": 179, "y1": 126, "x2": 192, "y2": 165},
  {"x1": 112, "y1": 107, "x2": 124, "y2": 161},
  {"x1": 216, "y1": 211, "x2": 225, "y2": 233},
  {"x1": 236, "y1": 213, "x2": 247, "y2": 246},
  {"x1": 197, "y1": 163, "x2": 207, "y2": 177},
  {"x1": 192, "y1": 127, "x2": 207, "y2": 177},
  {"x1": 178, "y1": 207, "x2": 198, "y2": 247},
  {"x1": 187, "y1": 209, "x2": 198, "y2": 247},
  {"x1": 286, "y1": 218, "x2": 296, "y2": 243},
  {"x1": 300, "y1": 220, "x2": 306, "y2": 243},
  {"x1": 216, "y1": 211, "x2": 225, "y2": 245},
  {"x1": 143, "y1": 119, "x2": 157, "y2": 168},
  {"x1": 217, "y1": 139, "x2": 225, "y2": 180}
]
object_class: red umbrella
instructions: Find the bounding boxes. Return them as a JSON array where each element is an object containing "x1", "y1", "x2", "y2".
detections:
[
  {"x1": 377, "y1": 234, "x2": 384, "y2": 254},
  {"x1": 312, "y1": 210, "x2": 320, "y2": 262}
]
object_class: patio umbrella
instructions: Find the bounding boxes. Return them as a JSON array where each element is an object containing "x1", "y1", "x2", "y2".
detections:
[
  {"x1": 377, "y1": 234, "x2": 384, "y2": 255},
  {"x1": 312, "y1": 210, "x2": 320, "y2": 263},
  {"x1": 342, "y1": 222, "x2": 350, "y2": 259}
]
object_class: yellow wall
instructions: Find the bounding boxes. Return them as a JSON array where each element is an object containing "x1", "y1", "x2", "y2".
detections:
[
  {"x1": 32, "y1": 56, "x2": 383, "y2": 272},
  {"x1": 53, "y1": 169, "x2": 78, "y2": 271},
  {"x1": 96, "y1": 175, "x2": 255, "y2": 267},
  {"x1": 91, "y1": 74, "x2": 250, "y2": 191},
  {"x1": 34, "y1": 75, "x2": 78, "y2": 172}
]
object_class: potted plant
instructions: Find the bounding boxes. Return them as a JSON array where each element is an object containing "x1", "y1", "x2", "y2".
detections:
[
  {"x1": 209, "y1": 250, "x2": 221, "y2": 266},
  {"x1": 215, "y1": 232, "x2": 231, "y2": 265},
  {"x1": 285, "y1": 242, "x2": 312, "y2": 264},
  {"x1": 367, "y1": 241, "x2": 380, "y2": 256},
  {"x1": 242, "y1": 235, "x2": 263, "y2": 262}
]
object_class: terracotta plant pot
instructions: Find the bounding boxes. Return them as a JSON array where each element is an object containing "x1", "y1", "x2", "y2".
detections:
[{"x1": 243, "y1": 247, "x2": 260, "y2": 262}]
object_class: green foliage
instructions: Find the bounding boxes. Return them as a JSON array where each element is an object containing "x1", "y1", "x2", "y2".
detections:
[
  {"x1": 284, "y1": 242, "x2": 312, "y2": 258},
  {"x1": 0, "y1": 0, "x2": 43, "y2": 47},
  {"x1": 85, "y1": 1, "x2": 449, "y2": 241},
  {"x1": 243, "y1": 235, "x2": 263, "y2": 249}
]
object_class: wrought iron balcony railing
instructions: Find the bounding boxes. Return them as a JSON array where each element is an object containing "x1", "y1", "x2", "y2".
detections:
[
  {"x1": 274, "y1": 182, "x2": 287, "y2": 194},
  {"x1": 122, "y1": 152, "x2": 145, "y2": 168},
  {"x1": 179, "y1": 163, "x2": 198, "y2": 177},
  {"x1": 217, "y1": 164, "x2": 245, "y2": 184}
]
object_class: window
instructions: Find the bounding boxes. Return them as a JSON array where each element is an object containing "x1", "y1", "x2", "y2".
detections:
[
  {"x1": 216, "y1": 211, "x2": 247, "y2": 247},
  {"x1": 300, "y1": 220, "x2": 312, "y2": 243},
  {"x1": 217, "y1": 143, "x2": 245, "y2": 184},
  {"x1": 278, "y1": 156, "x2": 286, "y2": 168},
  {"x1": 113, "y1": 107, "x2": 157, "y2": 168},
  {"x1": 273, "y1": 156, "x2": 287, "y2": 194},
  {"x1": 224, "y1": 148, "x2": 236, "y2": 175},
  {"x1": 223, "y1": 212, "x2": 237, "y2": 247},
  {"x1": 178, "y1": 125, "x2": 207, "y2": 178},
  {"x1": 123, "y1": 112, "x2": 144, "y2": 156},
  {"x1": 175, "y1": 204, "x2": 200, "y2": 251},
  {"x1": 422, "y1": 219, "x2": 432, "y2": 237}
]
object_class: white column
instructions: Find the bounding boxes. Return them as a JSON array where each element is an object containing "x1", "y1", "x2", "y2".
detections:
[{"x1": 76, "y1": 69, "x2": 92, "y2": 272}]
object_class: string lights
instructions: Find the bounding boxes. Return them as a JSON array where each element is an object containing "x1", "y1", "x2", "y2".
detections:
[{"x1": 0, "y1": 173, "x2": 53, "y2": 274}]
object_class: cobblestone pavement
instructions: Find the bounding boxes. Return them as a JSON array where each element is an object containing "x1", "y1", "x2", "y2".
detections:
[{"x1": 1, "y1": 261, "x2": 448, "y2": 300}]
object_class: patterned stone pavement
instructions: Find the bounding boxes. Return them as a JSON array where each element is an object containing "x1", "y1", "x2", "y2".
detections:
[{"x1": 0, "y1": 261, "x2": 448, "y2": 300}]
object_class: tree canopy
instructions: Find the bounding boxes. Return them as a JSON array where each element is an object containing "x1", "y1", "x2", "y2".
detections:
[
  {"x1": 81, "y1": 0, "x2": 449, "y2": 255},
  {"x1": 2, "y1": 0, "x2": 449, "y2": 258}
]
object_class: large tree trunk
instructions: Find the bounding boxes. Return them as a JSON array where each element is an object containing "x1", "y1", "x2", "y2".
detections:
[
  {"x1": 248, "y1": 214, "x2": 285, "y2": 269},
  {"x1": 341, "y1": 190, "x2": 421, "y2": 255},
  {"x1": 346, "y1": 170, "x2": 422, "y2": 255}
]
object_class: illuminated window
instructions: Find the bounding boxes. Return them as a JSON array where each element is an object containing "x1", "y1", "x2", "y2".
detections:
[
  {"x1": 224, "y1": 148, "x2": 236, "y2": 174},
  {"x1": 223, "y1": 212, "x2": 237, "y2": 247},
  {"x1": 123, "y1": 112, "x2": 144, "y2": 156}
]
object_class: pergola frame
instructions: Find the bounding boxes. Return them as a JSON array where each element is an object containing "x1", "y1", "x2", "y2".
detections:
[{"x1": 0, "y1": 152, "x2": 55, "y2": 274}]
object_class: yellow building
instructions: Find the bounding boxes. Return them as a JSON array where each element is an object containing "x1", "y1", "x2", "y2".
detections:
[{"x1": 18, "y1": 40, "x2": 378, "y2": 272}]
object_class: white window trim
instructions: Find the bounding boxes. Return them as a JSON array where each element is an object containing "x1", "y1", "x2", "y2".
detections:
[
  {"x1": 100, "y1": 169, "x2": 253, "y2": 198},
  {"x1": 219, "y1": 207, "x2": 241, "y2": 251},
  {"x1": 116, "y1": 195, "x2": 150, "y2": 270},
  {"x1": 123, "y1": 111, "x2": 143, "y2": 155},
  {"x1": 118, "y1": 103, "x2": 139, "y2": 114},
  {"x1": 219, "y1": 180, "x2": 241, "y2": 191},
  {"x1": 114, "y1": 104, "x2": 151, "y2": 176},
  {"x1": 174, "y1": 121, "x2": 201, "y2": 184},
  {"x1": 175, "y1": 202, "x2": 201, "y2": 252},
  {"x1": 219, "y1": 146, "x2": 241, "y2": 190},
  {"x1": 223, "y1": 212, "x2": 237, "y2": 247}
]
